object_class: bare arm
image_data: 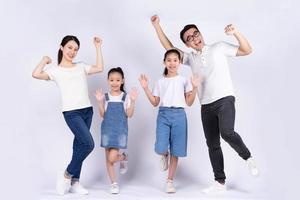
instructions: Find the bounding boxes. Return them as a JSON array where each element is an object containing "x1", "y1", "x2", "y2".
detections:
[
  {"x1": 32, "y1": 56, "x2": 51, "y2": 80},
  {"x1": 151, "y1": 15, "x2": 174, "y2": 50},
  {"x1": 95, "y1": 89, "x2": 105, "y2": 118},
  {"x1": 126, "y1": 88, "x2": 138, "y2": 118},
  {"x1": 225, "y1": 24, "x2": 252, "y2": 56},
  {"x1": 88, "y1": 37, "x2": 104, "y2": 74},
  {"x1": 185, "y1": 74, "x2": 202, "y2": 106},
  {"x1": 151, "y1": 15, "x2": 185, "y2": 61},
  {"x1": 139, "y1": 74, "x2": 160, "y2": 107}
]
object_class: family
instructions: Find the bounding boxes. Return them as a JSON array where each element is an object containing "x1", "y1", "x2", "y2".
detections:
[{"x1": 32, "y1": 15, "x2": 259, "y2": 195}]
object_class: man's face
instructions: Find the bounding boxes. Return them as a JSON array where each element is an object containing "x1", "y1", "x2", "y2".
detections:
[{"x1": 183, "y1": 28, "x2": 205, "y2": 51}]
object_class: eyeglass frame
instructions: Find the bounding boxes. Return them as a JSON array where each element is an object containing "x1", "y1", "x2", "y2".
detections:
[{"x1": 185, "y1": 31, "x2": 200, "y2": 43}]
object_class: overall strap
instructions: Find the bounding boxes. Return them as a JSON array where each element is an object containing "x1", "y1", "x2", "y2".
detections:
[
  {"x1": 105, "y1": 93, "x2": 109, "y2": 101},
  {"x1": 121, "y1": 93, "x2": 127, "y2": 102}
]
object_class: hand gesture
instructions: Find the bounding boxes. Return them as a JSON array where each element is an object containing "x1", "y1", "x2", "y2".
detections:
[
  {"x1": 191, "y1": 73, "x2": 203, "y2": 88},
  {"x1": 224, "y1": 24, "x2": 237, "y2": 35},
  {"x1": 129, "y1": 87, "x2": 138, "y2": 102},
  {"x1": 42, "y1": 56, "x2": 52, "y2": 65},
  {"x1": 95, "y1": 88, "x2": 105, "y2": 104},
  {"x1": 139, "y1": 74, "x2": 149, "y2": 89},
  {"x1": 151, "y1": 15, "x2": 160, "y2": 26},
  {"x1": 94, "y1": 37, "x2": 102, "y2": 48}
]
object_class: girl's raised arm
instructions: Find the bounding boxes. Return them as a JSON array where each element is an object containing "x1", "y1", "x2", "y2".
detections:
[
  {"x1": 126, "y1": 88, "x2": 138, "y2": 118},
  {"x1": 139, "y1": 74, "x2": 160, "y2": 107},
  {"x1": 95, "y1": 88, "x2": 105, "y2": 118},
  {"x1": 185, "y1": 74, "x2": 202, "y2": 106}
]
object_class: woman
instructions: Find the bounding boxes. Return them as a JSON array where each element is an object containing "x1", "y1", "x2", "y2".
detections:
[{"x1": 32, "y1": 35, "x2": 103, "y2": 195}]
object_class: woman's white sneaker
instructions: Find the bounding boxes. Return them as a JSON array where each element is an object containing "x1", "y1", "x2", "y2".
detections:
[
  {"x1": 202, "y1": 181, "x2": 227, "y2": 194},
  {"x1": 110, "y1": 182, "x2": 119, "y2": 194},
  {"x1": 69, "y1": 182, "x2": 89, "y2": 195},
  {"x1": 56, "y1": 171, "x2": 71, "y2": 195}
]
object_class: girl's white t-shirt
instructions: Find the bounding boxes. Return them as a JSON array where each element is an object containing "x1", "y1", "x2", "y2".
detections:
[
  {"x1": 152, "y1": 75, "x2": 193, "y2": 108},
  {"x1": 45, "y1": 62, "x2": 92, "y2": 112},
  {"x1": 104, "y1": 92, "x2": 131, "y2": 111}
]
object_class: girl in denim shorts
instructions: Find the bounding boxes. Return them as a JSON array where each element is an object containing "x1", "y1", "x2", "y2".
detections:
[
  {"x1": 139, "y1": 49, "x2": 202, "y2": 193},
  {"x1": 95, "y1": 67, "x2": 138, "y2": 194}
]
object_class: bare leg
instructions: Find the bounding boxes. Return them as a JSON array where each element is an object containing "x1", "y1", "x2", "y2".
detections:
[
  {"x1": 105, "y1": 148, "x2": 125, "y2": 183},
  {"x1": 167, "y1": 155, "x2": 178, "y2": 180}
]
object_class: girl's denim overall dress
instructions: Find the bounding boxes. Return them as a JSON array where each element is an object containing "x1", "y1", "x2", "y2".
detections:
[{"x1": 101, "y1": 92, "x2": 128, "y2": 149}]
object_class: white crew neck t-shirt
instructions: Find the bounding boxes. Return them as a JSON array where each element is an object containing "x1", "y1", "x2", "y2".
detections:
[
  {"x1": 152, "y1": 75, "x2": 193, "y2": 108},
  {"x1": 45, "y1": 62, "x2": 92, "y2": 112},
  {"x1": 183, "y1": 41, "x2": 238, "y2": 105},
  {"x1": 104, "y1": 92, "x2": 131, "y2": 111}
]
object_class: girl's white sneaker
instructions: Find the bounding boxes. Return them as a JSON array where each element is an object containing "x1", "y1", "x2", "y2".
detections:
[
  {"x1": 120, "y1": 152, "x2": 128, "y2": 174},
  {"x1": 165, "y1": 179, "x2": 176, "y2": 193},
  {"x1": 110, "y1": 182, "x2": 119, "y2": 194}
]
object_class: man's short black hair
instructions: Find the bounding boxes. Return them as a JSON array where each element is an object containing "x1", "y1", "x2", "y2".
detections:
[{"x1": 180, "y1": 24, "x2": 199, "y2": 43}]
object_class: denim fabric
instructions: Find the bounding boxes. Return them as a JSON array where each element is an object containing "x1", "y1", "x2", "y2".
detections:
[
  {"x1": 63, "y1": 106, "x2": 94, "y2": 180},
  {"x1": 101, "y1": 93, "x2": 128, "y2": 149},
  {"x1": 155, "y1": 107, "x2": 187, "y2": 157},
  {"x1": 201, "y1": 96, "x2": 251, "y2": 182}
]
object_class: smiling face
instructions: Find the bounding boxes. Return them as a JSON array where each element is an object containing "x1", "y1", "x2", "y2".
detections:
[
  {"x1": 164, "y1": 52, "x2": 180, "y2": 75},
  {"x1": 60, "y1": 40, "x2": 79, "y2": 62},
  {"x1": 183, "y1": 28, "x2": 205, "y2": 51},
  {"x1": 108, "y1": 72, "x2": 124, "y2": 93}
]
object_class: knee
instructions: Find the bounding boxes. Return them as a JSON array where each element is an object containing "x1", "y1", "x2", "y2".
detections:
[
  {"x1": 84, "y1": 140, "x2": 94, "y2": 153},
  {"x1": 206, "y1": 141, "x2": 221, "y2": 151},
  {"x1": 220, "y1": 130, "x2": 235, "y2": 142},
  {"x1": 107, "y1": 154, "x2": 117, "y2": 164}
]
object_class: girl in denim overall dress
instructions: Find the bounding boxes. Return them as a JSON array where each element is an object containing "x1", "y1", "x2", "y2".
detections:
[
  {"x1": 95, "y1": 67, "x2": 138, "y2": 194},
  {"x1": 139, "y1": 49, "x2": 202, "y2": 193}
]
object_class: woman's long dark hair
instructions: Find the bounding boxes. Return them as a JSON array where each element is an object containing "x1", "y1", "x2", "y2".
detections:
[
  {"x1": 57, "y1": 35, "x2": 80, "y2": 64},
  {"x1": 163, "y1": 49, "x2": 181, "y2": 76},
  {"x1": 108, "y1": 67, "x2": 126, "y2": 93}
]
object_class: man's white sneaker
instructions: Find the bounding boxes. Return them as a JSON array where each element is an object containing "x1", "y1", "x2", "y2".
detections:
[
  {"x1": 110, "y1": 182, "x2": 119, "y2": 194},
  {"x1": 56, "y1": 171, "x2": 71, "y2": 195},
  {"x1": 203, "y1": 181, "x2": 227, "y2": 194},
  {"x1": 120, "y1": 152, "x2": 128, "y2": 174},
  {"x1": 165, "y1": 179, "x2": 176, "y2": 193},
  {"x1": 246, "y1": 157, "x2": 259, "y2": 177},
  {"x1": 160, "y1": 153, "x2": 169, "y2": 171},
  {"x1": 69, "y1": 182, "x2": 89, "y2": 195}
]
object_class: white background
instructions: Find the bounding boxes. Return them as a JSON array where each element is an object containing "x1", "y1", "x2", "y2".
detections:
[{"x1": 1, "y1": 0, "x2": 299, "y2": 199}]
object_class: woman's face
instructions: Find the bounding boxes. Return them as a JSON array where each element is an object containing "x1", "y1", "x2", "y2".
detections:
[
  {"x1": 108, "y1": 72, "x2": 124, "y2": 92},
  {"x1": 164, "y1": 53, "x2": 180, "y2": 74},
  {"x1": 61, "y1": 40, "x2": 79, "y2": 62}
]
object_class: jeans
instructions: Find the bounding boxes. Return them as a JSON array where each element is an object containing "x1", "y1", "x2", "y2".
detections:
[
  {"x1": 63, "y1": 106, "x2": 94, "y2": 181},
  {"x1": 201, "y1": 96, "x2": 251, "y2": 183}
]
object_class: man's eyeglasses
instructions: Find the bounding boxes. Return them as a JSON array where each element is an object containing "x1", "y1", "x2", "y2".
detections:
[{"x1": 186, "y1": 31, "x2": 200, "y2": 43}]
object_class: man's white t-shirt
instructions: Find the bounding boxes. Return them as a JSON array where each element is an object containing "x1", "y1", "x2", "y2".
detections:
[
  {"x1": 45, "y1": 62, "x2": 92, "y2": 112},
  {"x1": 182, "y1": 41, "x2": 238, "y2": 105},
  {"x1": 152, "y1": 75, "x2": 193, "y2": 108}
]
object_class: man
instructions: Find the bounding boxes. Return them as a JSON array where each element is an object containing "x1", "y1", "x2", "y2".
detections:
[{"x1": 150, "y1": 15, "x2": 259, "y2": 193}]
